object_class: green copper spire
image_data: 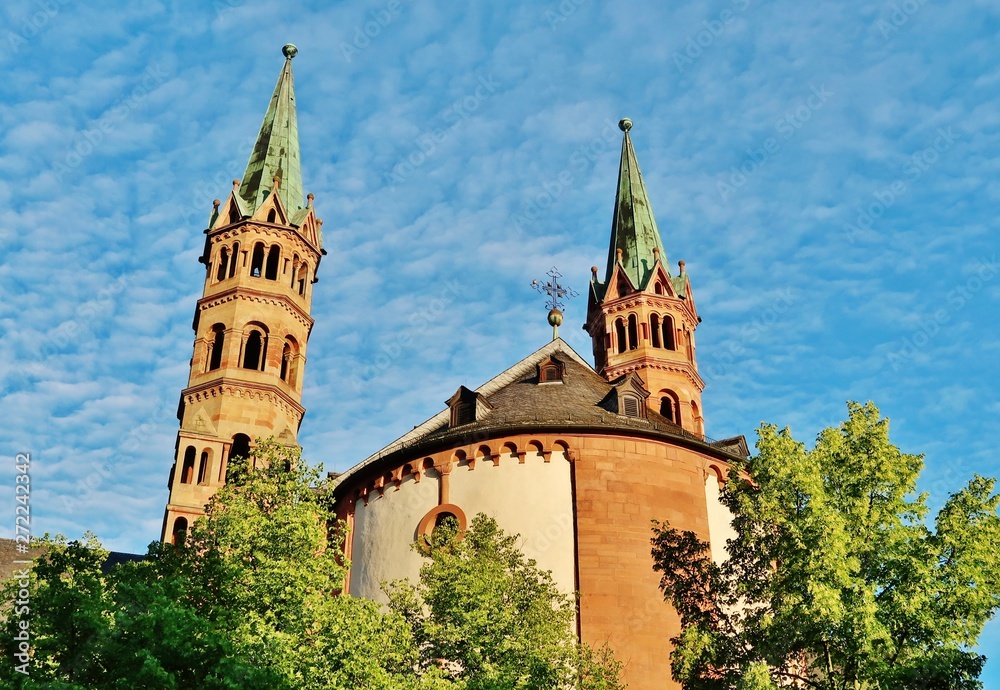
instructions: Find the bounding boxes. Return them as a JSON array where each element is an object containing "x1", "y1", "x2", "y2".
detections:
[
  {"x1": 238, "y1": 44, "x2": 303, "y2": 214},
  {"x1": 604, "y1": 118, "x2": 668, "y2": 289}
]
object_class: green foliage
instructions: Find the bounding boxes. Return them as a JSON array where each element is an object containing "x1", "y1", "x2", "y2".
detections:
[
  {"x1": 651, "y1": 401, "x2": 1000, "y2": 690},
  {"x1": 0, "y1": 440, "x2": 437, "y2": 689},
  {"x1": 386, "y1": 515, "x2": 624, "y2": 690},
  {"x1": 0, "y1": 440, "x2": 619, "y2": 689}
]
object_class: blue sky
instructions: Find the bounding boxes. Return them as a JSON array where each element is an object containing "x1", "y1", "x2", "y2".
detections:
[{"x1": 1, "y1": 0, "x2": 997, "y2": 676}]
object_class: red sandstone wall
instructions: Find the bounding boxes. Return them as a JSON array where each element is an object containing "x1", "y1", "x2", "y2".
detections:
[{"x1": 574, "y1": 435, "x2": 714, "y2": 690}]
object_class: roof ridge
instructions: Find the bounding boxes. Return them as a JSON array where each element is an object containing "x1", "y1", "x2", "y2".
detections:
[{"x1": 343, "y1": 339, "x2": 592, "y2": 475}]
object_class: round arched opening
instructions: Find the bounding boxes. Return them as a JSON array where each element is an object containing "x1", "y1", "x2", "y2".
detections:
[{"x1": 417, "y1": 503, "x2": 468, "y2": 542}]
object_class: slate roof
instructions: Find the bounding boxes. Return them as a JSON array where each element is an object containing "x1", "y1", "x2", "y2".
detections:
[{"x1": 334, "y1": 339, "x2": 746, "y2": 493}]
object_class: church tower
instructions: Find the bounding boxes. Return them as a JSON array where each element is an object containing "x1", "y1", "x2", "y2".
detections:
[
  {"x1": 585, "y1": 118, "x2": 705, "y2": 436},
  {"x1": 161, "y1": 45, "x2": 325, "y2": 543}
]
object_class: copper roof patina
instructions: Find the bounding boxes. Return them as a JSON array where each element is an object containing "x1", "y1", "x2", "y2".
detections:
[
  {"x1": 238, "y1": 44, "x2": 304, "y2": 214},
  {"x1": 604, "y1": 118, "x2": 668, "y2": 290}
]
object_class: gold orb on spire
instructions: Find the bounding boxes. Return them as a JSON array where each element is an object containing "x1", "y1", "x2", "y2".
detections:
[
  {"x1": 283, "y1": 43, "x2": 298, "y2": 59},
  {"x1": 618, "y1": 117, "x2": 633, "y2": 132}
]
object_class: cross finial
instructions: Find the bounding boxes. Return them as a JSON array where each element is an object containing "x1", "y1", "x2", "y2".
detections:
[{"x1": 531, "y1": 267, "x2": 578, "y2": 340}]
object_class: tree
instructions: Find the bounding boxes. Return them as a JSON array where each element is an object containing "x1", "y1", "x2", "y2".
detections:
[
  {"x1": 386, "y1": 514, "x2": 624, "y2": 690},
  {"x1": 0, "y1": 533, "x2": 262, "y2": 689},
  {"x1": 158, "y1": 438, "x2": 432, "y2": 689},
  {"x1": 651, "y1": 401, "x2": 1000, "y2": 690},
  {"x1": 0, "y1": 440, "x2": 447, "y2": 689}
]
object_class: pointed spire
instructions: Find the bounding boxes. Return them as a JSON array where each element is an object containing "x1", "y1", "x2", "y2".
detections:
[
  {"x1": 604, "y1": 118, "x2": 668, "y2": 289},
  {"x1": 238, "y1": 44, "x2": 303, "y2": 214}
]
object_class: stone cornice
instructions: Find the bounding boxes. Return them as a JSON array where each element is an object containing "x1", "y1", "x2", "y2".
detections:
[
  {"x1": 333, "y1": 423, "x2": 744, "y2": 505},
  {"x1": 604, "y1": 358, "x2": 706, "y2": 391},
  {"x1": 181, "y1": 378, "x2": 305, "y2": 421},
  {"x1": 197, "y1": 286, "x2": 314, "y2": 331}
]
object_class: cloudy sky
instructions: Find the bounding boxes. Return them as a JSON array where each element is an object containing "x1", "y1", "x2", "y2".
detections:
[{"x1": 1, "y1": 0, "x2": 997, "y2": 675}]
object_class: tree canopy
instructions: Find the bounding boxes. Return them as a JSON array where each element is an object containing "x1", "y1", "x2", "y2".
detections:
[
  {"x1": 1, "y1": 439, "x2": 622, "y2": 690},
  {"x1": 386, "y1": 515, "x2": 624, "y2": 690},
  {"x1": 651, "y1": 401, "x2": 1000, "y2": 690}
]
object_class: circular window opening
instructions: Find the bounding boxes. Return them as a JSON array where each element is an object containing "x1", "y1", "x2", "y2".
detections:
[{"x1": 417, "y1": 503, "x2": 468, "y2": 543}]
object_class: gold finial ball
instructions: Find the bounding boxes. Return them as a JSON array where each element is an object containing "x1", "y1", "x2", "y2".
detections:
[
  {"x1": 618, "y1": 117, "x2": 633, "y2": 132},
  {"x1": 283, "y1": 43, "x2": 298, "y2": 59},
  {"x1": 547, "y1": 308, "x2": 564, "y2": 327}
]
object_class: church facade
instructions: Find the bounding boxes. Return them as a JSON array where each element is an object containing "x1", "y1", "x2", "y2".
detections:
[{"x1": 161, "y1": 47, "x2": 745, "y2": 690}]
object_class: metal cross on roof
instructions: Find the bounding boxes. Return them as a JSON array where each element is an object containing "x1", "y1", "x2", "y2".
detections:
[{"x1": 531, "y1": 267, "x2": 578, "y2": 312}]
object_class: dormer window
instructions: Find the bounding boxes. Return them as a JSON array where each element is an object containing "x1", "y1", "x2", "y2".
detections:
[
  {"x1": 453, "y1": 401, "x2": 474, "y2": 426},
  {"x1": 446, "y1": 386, "x2": 492, "y2": 428},
  {"x1": 537, "y1": 356, "x2": 564, "y2": 384},
  {"x1": 599, "y1": 372, "x2": 650, "y2": 420}
]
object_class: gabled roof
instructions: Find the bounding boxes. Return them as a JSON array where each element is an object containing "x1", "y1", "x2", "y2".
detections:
[{"x1": 238, "y1": 45, "x2": 304, "y2": 215}]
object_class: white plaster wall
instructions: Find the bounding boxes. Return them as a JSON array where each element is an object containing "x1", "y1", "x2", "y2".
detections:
[
  {"x1": 348, "y1": 450, "x2": 576, "y2": 603},
  {"x1": 349, "y1": 471, "x2": 438, "y2": 601},
  {"x1": 448, "y1": 450, "x2": 575, "y2": 597},
  {"x1": 704, "y1": 474, "x2": 738, "y2": 567}
]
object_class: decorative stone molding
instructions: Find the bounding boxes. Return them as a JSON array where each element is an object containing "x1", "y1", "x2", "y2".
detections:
[
  {"x1": 350, "y1": 437, "x2": 574, "y2": 507},
  {"x1": 182, "y1": 381, "x2": 305, "y2": 422},
  {"x1": 197, "y1": 289, "x2": 314, "y2": 330},
  {"x1": 417, "y1": 503, "x2": 468, "y2": 540}
]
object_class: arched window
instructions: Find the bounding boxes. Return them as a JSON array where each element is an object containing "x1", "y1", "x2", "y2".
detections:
[
  {"x1": 654, "y1": 282, "x2": 664, "y2": 295},
  {"x1": 242, "y1": 330, "x2": 266, "y2": 370},
  {"x1": 290, "y1": 254, "x2": 300, "y2": 288},
  {"x1": 622, "y1": 394, "x2": 641, "y2": 418},
  {"x1": 280, "y1": 342, "x2": 291, "y2": 382},
  {"x1": 228, "y1": 242, "x2": 240, "y2": 278},
  {"x1": 650, "y1": 314, "x2": 661, "y2": 348},
  {"x1": 691, "y1": 400, "x2": 703, "y2": 435},
  {"x1": 267, "y1": 208, "x2": 277, "y2": 223},
  {"x1": 197, "y1": 450, "x2": 209, "y2": 485},
  {"x1": 615, "y1": 318, "x2": 626, "y2": 354},
  {"x1": 540, "y1": 364, "x2": 560, "y2": 382},
  {"x1": 181, "y1": 446, "x2": 196, "y2": 484},
  {"x1": 228, "y1": 202, "x2": 240, "y2": 224},
  {"x1": 265, "y1": 245, "x2": 280, "y2": 280},
  {"x1": 171, "y1": 517, "x2": 188, "y2": 545},
  {"x1": 230, "y1": 434, "x2": 251, "y2": 461},
  {"x1": 297, "y1": 262, "x2": 308, "y2": 296},
  {"x1": 662, "y1": 315, "x2": 676, "y2": 351},
  {"x1": 659, "y1": 390, "x2": 680, "y2": 425},
  {"x1": 215, "y1": 247, "x2": 229, "y2": 282},
  {"x1": 208, "y1": 324, "x2": 225, "y2": 371},
  {"x1": 686, "y1": 329, "x2": 694, "y2": 361},
  {"x1": 627, "y1": 314, "x2": 638, "y2": 350},
  {"x1": 250, "y1": 243, "x2": 265, "y2": 277}
]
